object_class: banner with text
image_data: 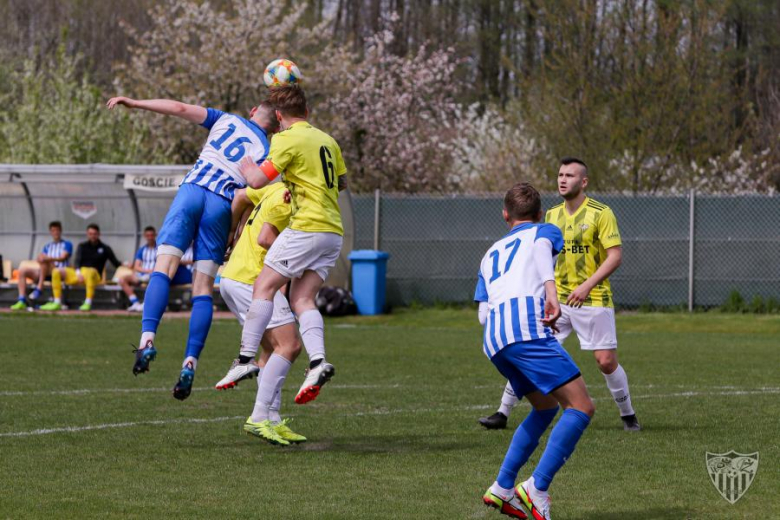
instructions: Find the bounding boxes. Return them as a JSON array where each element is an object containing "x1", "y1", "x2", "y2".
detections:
[{"x1": 123, "y1": 173, "x2": 184, "y2": 192}]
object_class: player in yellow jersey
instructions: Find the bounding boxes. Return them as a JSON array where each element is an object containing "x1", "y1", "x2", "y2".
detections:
[
  {"x1": 480, "y1": 157, "x2": 641, "y2": 432},
  {"x1": 215, "y1": 182, "x2": 307, "y2": 445},
  {"x1": 237, "y1": 85, "x2": 347, "y2": 405}
]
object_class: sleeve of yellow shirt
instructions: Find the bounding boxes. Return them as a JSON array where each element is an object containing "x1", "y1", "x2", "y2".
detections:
[
  {"x1": 260, "y1": 191, "x2": 292, "y2": 232},
  {"x1": 599, "y1": 208, "x2": 622, "y2": 248},
  {"x1": 246, "y1": 187, "x2": 264, "y2": 206},
  {"x1": 333, "y1": 140, "x2": 347, "y2": 177},
  {"x1": 267, "y1": 133, "x2": 294, "y2": 173}
]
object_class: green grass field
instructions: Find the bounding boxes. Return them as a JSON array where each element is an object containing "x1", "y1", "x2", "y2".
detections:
[{"x1": 1, "y1": 309, "x2": 778, "y2": 519}]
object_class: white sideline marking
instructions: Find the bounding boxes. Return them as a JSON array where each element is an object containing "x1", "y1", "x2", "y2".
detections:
[{"x1": 1, "y1": 388, "x2": 779, "y2": 439}]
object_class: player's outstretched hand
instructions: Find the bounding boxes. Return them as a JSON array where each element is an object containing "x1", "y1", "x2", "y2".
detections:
[
  {"x1": 566, "y1": 284, "x2": 591, "y2": 308},
  {"x1": 106, "y1": 96, "x2": 136, "y2": 110},
  {"x1": 542, "y1": 297, "x2": 562, "y2": 333}
]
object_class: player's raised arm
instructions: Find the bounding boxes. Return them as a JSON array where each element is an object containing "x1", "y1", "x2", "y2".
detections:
[
  {"x1": 106, "y1": 97, "x2": 208, "y2": 125},
  {"x1": 240, "y1": 157, "x2": 275, "y2": 189}
]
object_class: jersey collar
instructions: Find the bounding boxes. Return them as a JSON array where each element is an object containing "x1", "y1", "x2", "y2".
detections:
[
  {"x1": 565, "y1": 196, "x2": 589, "y2": 218},
  {"x1": 504, "y1": 222, "x2": 537, "y2": 238},
  {"x1": 289, "y1": 121, "x2": 311, "y2": 130}
]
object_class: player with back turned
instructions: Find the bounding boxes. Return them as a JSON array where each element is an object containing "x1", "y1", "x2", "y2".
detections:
[
  {"x1": 236, "y1": 85, "x2": 348, "y2": 405},
  {"x1": 477, "y1": 182, "x2": 594, "y2": 520},
  {"x1": 480, "y1": 157, "x2": 641, "y2": 432}
]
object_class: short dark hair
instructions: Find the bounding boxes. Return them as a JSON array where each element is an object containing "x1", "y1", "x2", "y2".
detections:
[
  {"x1": 256, "y1": 101, "x2": 281, "y2": 133},
  {"x1": 560, "y1": 156, "x2": 588, "y2": 174},
  {"x1": 504, "y1": 182, "x2": 542, "y2": 222},
  {"x1": 143, "y1": 226, "x2": 156, "y2": 233},
  {"x1": 87, "y1": 223, "x2": 100, "y2": 233},
  {"x1": 49, "y1": 221, "x2": 62, "y2": 230},
  {"x1": 267, "y1": 85, "x2": 307, "y2": 118}
]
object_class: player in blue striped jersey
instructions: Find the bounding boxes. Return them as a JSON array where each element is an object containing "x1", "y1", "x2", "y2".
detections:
[
  {"x1": 119, "y1": 226, "x2": 158, "y2": 312},
  {"x1": 478, "y1": 183, "x2": 594, "y2": 520},
  {"x1": 11, "y1": 221, "x2": 73, "y2": 310},
  {"x1": 107, "y1": 95, "x2": 280, "y2": 400}
]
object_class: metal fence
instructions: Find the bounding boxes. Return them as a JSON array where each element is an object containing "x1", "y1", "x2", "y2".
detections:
[{"x1": 353, "y1": 191, "x2": 780, "y2": 309}]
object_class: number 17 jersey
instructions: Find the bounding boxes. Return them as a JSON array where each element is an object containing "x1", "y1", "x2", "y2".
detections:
[
  {"x1": 474, "y1": 222, "x2": 563, "y2": 358},
  {"x1": 266, "y1": 121, "x2": 347, "y2": 236}
]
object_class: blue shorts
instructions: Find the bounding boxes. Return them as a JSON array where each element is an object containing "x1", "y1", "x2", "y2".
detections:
[
  {"x1": 157, "y1": 184, "x2": 232, "y2": 265},
  {"x1": 491, "y1": 337, "x2": 581, "y2": 396}
]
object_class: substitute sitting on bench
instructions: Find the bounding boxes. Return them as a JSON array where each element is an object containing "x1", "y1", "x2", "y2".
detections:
[{"x1": 41, "y1": 223, "x2": 121, "y2": 312}]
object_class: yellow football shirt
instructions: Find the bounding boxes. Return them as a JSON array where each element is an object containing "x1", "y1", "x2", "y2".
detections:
[
  {"x1": 266, "y1": 121, "x2": 346, "y2": 236},
  {"x1": 545, "y1": 197, "x2": 622, "y2": 307},
  {"x1": 221, "y1": 183, "x2": 291, "y2": 286}
]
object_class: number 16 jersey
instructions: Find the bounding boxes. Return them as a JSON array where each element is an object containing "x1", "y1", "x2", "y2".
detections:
[
  {"x1": 181, "y1": 108, "x2": 271, "y2": 201},
  {"x1": 266, "y1": 121, "x2": 347, "y2": 236}
]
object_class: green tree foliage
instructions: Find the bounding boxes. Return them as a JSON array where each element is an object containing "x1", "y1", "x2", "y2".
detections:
[{"x1": 0, "y1": 48, "x2": 154, "y2": 164}]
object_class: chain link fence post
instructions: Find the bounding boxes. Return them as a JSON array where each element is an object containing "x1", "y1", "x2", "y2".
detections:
[
  {"x1": 688, "y1": 188, "x2": 696, "y2": 312},
  {"x1": 373, "y1": 188, "x2": 381, "y2": 250}
]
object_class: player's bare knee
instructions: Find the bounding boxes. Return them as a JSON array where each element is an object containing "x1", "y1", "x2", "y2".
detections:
[{"x1": 596, "y1": 357, "x2": 618, "y2": 374}]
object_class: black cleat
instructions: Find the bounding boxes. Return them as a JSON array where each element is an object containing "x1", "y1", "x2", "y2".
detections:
[
  {"x1": 479, "y1": 412, "x2": 508, "y2": 430},
  {"x1": 621, "y1": 414, "x2": 642, "y2": 431},
  {"x1": 132, "y1": 342, "x2": 157, "y2": 375},
  {"x1": 172, "y1": 363, "x2": 195, "y2": 401}
]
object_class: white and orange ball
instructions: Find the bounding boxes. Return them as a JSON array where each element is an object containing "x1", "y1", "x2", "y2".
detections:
[{"x1": 263, "y1": 59, "x2": 303, "y2": 88}]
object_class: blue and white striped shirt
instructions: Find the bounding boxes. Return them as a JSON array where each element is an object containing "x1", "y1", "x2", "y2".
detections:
[
  {"x1": 180, "y1": 108, "x2": 270, "y2": 201},
  {"x1": 135, "y1": 245, "x2": 157, "y2": 271},
  {"x1": 474, "y1": 223, "x2": 563, "y2": 359},
  {"x1": 42, "y1": 240, "x2": 73, "y2": 268}
]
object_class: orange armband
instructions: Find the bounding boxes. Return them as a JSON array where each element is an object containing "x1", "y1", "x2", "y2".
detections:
[{"x1": 259, "y1": 160, "x2": 280, "y2": 181}]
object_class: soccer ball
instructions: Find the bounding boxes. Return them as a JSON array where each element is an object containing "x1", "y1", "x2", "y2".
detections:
[{"x1": 263, "y1": 59, "x2": 303, "y2": 88}]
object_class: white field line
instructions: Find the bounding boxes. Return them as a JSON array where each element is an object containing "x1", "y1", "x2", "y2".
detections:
[{"x1": 1, "y1": 388, "x2": 779, "y2": 439}]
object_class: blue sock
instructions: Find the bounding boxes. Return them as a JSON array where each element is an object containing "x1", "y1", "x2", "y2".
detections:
[
  {"x1": 30, "y1": 288, "x2": 41, "y2": 299},
  {"x1": 129, "y1": 295, "x2": 139, "y2": 304},
  {"x1": 184, "y1": 295, "x2": 213, "y2": 360},
  {"x1": 497, "y1": 407, "x2": 559, "y2": 489},
  {"x1": 141, "y1": 272, "x2": 171, "y2": 333},
  {"x1": 18, "y1": 295, "x2": 26, "y2": 302},
  {"x1": 532, "y1": 408, "x2": 591, "y2": 491}
]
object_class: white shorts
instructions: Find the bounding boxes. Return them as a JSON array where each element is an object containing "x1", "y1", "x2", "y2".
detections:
[
  {"x1": 219, "y1": 278, "x2": 295, "y2": 329},
  {"x1": 554, "y1": 304, "x2": 617, "y2": 350},
  {"x1": 264, "y1": 228, "x2": 343, "y2": 281}
]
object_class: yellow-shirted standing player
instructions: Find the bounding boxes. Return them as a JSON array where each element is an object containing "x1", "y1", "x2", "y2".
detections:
[
  {"x1": 480, "y1": 157, "x2": 641, "y2": 432},
  {"x1": 215, "y1": 182, "x2": 308, "y2": 445},
  {"x1": 238, "y1": 85, "x2": 347, "y2": 406}
]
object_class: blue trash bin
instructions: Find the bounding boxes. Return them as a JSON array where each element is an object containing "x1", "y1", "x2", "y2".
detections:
[{"x1": 348, "y1": 250, "x2": 390, "y2": 315}]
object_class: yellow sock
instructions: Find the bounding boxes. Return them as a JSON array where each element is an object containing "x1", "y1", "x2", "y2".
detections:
[
  {"x1": 82, "y1": 267, "x2": 99, "y2": 301},
  {"x1": 52, "y1": 268, "x2": 63, "y2": 300}
]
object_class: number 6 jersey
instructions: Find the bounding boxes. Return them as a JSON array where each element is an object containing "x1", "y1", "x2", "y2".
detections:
[
  {"x1": 180, "y1": 108, "x2": 271, "y2": 201},
  {"x1": 265, "y1": 121, "x2": 347, "y2": 236},
  {"x1": 474, "y1": 222, "x2": 563, "y2": 358}
]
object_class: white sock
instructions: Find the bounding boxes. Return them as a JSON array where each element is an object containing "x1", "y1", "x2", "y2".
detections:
[
  {"x1": 269, "y1": 387, "x2": 282, "y2": 424},
  {"x1": 129, "y1": 295, "x2": 139, "y2": 304},
  {"x1": 490, "y1": 481, "x2": 514, "y2": 500},
  {"x1": 298, "y1": 309, "x2": 326, "y2": 362},
  {"x1": 140, "y1": 331, "x2": 155, "y2": 349},
  {"x1": 240, "y1": 299, "x2": 274, "y2": 357},
  {"x1": 498, "y1": 381, "x2": 519, "y2": 417},
  {"x1": 602, "y1": 364, "x2": 635, "y2": 417},
  {"x1": 54, "y1": 297, "x2": 62, "y2": 304},
  {"x1": 250, "y1": 354, "x2": 291, "y2": 422},
  {"x1": 183, "y1": 356, "x2": 197, "y2": 370},
  {"x1": 84, "y1": 298, "x2": 92, "y2": 305}
]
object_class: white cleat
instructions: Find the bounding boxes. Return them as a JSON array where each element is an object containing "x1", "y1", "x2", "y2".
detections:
[
  {"x1": 516, "y1": 478, "x2": 552, "y2": 520},
  {"x1": 127, "y1": 302, "x2": 144, "y2": 312},
  {"x1": 214, "y1": 359, "x2": 260, "y2": 390},
  {"x1": 294, "y1": 361, "x2": 335, "y2": 404}
]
